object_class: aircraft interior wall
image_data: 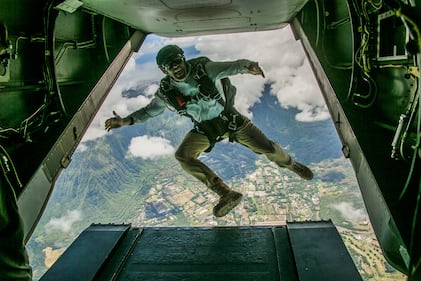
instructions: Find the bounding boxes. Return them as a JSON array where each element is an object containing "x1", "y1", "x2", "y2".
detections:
[
  {"x1": 295, "y1": 0, "x2": 420, "y2": 279},
  {"x1": 0, "y1": 0, "x2": 133, "y2": 195}
]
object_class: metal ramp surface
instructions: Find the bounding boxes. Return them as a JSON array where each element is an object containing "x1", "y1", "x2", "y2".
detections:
[{"x1": 40, "y1": 220, "x2": 362, "y2": 281}]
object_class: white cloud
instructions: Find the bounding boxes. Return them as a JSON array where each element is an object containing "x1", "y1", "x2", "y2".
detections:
[
  {"x1": 126, "y1": 135, "x2": 175, "y2": 159},
  {"x1": 45, "y1": 209, "x2": 82, "y2": 234},
  {"x1": 332, "y1": 202, "x2": 367, "y2": 223},
  {"x1": 81, "y1": 125, "x2": 107, "y2": 142},
  {"x1": 270, "y1": 55, "x2": 329, "y2": 122}
]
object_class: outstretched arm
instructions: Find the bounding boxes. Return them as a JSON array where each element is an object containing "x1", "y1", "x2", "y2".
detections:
[
  {"x1": 104, "y1": 94, "x2": 166, "y2": 131},
  {"x1": 205, "y1": 59, "x2": 265, "y2": 81}
]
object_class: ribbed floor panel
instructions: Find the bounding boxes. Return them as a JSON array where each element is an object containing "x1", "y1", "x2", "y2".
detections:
[{"x1": 40, "y1": 221, "x2": 362, "y2": 281}]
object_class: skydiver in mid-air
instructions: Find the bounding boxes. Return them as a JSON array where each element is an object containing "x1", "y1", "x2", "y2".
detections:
[{"x1": 105, "y1": 44, "x2": 313, "y2": 217}]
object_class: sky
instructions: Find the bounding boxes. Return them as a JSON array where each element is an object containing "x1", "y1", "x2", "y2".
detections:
[{"x1": 79, "y1": 25, "x2": 329, "y2": 159}]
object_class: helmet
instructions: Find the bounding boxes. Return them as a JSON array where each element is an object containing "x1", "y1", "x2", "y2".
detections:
[{"x1": 156, "y1": 45, "x2": 184, "y2": 67}]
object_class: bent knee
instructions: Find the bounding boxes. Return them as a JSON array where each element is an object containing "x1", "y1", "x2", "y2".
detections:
[{"x1": 175, "y1": 147, "x2": 194, "y2": 163}]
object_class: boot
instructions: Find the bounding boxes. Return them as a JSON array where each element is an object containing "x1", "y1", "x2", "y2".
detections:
[
  {"x1": 213, "y1": 190, "x2": 243, "y2": 217},
  {"x1": 280, "y1": 157, "x2": 313, "y2": 180},
  {"x1": 209, "y1": 181, "x2": 243, "y2": 217}
]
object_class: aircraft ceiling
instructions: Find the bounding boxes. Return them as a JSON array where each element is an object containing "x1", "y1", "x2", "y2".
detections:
[{"x1": 75, "y1": 0, "x2": 308, "y2": 36}]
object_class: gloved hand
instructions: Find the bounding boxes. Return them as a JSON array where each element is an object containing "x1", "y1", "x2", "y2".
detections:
[
  {"x1": 105, "y1": 111, "x2": 130, "y2": 131},
  {"x1": 245, "y1": 62, "x2": 265, "y2": 78}
]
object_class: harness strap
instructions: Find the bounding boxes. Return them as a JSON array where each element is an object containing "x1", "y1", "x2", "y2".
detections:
[{"x1": 228, "y1": 113, "x2": 238, "y2": 142}]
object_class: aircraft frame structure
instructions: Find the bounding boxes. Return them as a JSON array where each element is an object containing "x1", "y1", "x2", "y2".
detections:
[{"x1": 0, "y1": 0, "x2": 420, "y2": 279}]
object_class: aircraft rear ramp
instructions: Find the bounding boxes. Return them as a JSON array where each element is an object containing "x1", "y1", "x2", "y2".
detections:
[{"x1": 39, "y1": 220, "x2": 362, "y2": 281}]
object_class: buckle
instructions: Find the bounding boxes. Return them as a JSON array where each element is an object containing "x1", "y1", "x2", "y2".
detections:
[
  {"x1": 228, "y1": 114, "x2": 238, "y2": 131},
  {"x1": 228, "y1": 123, "x2": 237, "y2": 131},
  {"x1": 219, "y1": 114, "x2": 229, "y2": 121},
  {"x1": 177, "y1": 109, "x2": 187, "y2": 116}
]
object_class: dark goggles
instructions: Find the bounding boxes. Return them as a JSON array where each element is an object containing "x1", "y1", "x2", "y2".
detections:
[{"x1": 161, "y1": 55, "x2": 184, "y2": 71}]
